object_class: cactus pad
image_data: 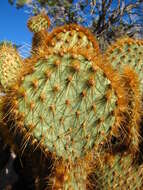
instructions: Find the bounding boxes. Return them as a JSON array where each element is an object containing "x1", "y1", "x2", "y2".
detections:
[
  {"x1": 105, "y1": 37, "x2": 143, "y2": 94},
  {"x1": 46, "y1": 24, "x2": 100, "y2": 55},
  {"x1": 95, "y1": 153, "x2": 143, "y2": 190},
  {"x1": 3, "y1": 48, "x2": 127, "y2": 162},
  {"x1": 105, "y1": 37, "x2": 143, "y2": 153},
  {"x1": 0, "y1": 42, "x2": 23, "y2": 91},
  {"x1": 27, "y1": 13, "x2": 50, "y2": 33},
  {"x1": 51, "y1": 154, "x2": 93, "y2": 190}
]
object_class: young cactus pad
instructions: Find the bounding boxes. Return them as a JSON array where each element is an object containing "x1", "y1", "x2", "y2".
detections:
[
  {"x1": 27, "y1": 13, "x2": 50, "y2": 33},
  {"x1": 0, "y1": 42, "x2": 23, "y2": 91},
  {"x1": 3, "y1": 48, "x2": 127, "y2": 162}
]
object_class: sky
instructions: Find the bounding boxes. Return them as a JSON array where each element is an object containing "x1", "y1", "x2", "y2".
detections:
[{"x1": 0, "y1": 1, "x2": 32, "y2": 46}]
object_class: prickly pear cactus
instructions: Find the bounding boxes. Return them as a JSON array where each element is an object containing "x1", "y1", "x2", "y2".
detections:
[
  {"x1": 45, "y1": 24, "x2": 100, "y2": 55},
  {"x1": 51, "y1": 153, "x2": 94, "y2": 190},
  {"x1": 122, "y1": 67, "x2": 142, "y2": 151},
  {"x1": 105, "y1": 37, "x2": 143, "y2": 153},
  {"x1": 27, "y1": 13, "x2": 50, "y2": 33},
  {"x1": 27, "y1": 13, "x2": 51, "y2": 55},
  {"x1": 2, "y1": 44, "x2": 128, "y2": 189},
  {"x1": 28, "y1": 14, "x2": 100, "y2": 56},
  {"x1": 0, "y1": 13, "x2": 143, "y2": 190},
  {"x1": 95, "y1": 153, "x2": 143, "y2": 190},
  {"x1": 105, "y1": 37, "x2": 143, "y2": 94},
  {"x1": 4, "y1": 48, "x2": 128, "y2": 157},
  {"x1": 0, "y1": 42, "x2": 23, "y2": 91}
]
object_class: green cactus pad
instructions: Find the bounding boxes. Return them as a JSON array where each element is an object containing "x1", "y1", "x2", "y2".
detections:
[
  {"x1": 95, "y1": 153, "x2": 143, "y2": 190},
  {"x1": 0, "y1": 42, "x2": 23, "y2": 91},
  {"x1": 27, "y1": 13, "x2": 50, "y2": 33},
  {"x1": 105, "y1": 37, "x2": 143, "y2": 94},
  {"x1": 52, "y1": 155, "x2": 93, "y2": 190},
  {"x1": 105, "y1": 37, "x2": 143, "y2": 153},
  {"x1": 3, "y1": 48, "x2": 127, "y2": 162},
  {"x1": 46, "y1": 24, "x2": 100, "y2": 55}
]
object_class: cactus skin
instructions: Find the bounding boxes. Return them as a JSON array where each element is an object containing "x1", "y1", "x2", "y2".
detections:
[
  {"x1": 105, "y1": 38, "x2": 143, "y2": 153},
  {"x1": 0, "y1": 42, "x2": 23, "y2": 91},
  {"x1": 27, "y1": 13, "x2": 50, "y2": 33},
  {"x1": 105, "y1": 37, "x2": 143, "y2": 94},
  {"x1": 51, "y1": 153, "x2": 94, "y2": 190},
  {"x1": 122, "y1": 67, "x2": 142, "y2": 151},
  {"x1": 95, "y1": 152, "x2": 143, "y2": 190},
  {"x1": 45, "y1": 24, "x2": 100, "y2": 55},
  {"x1": 104, "y1": 67, "x2": 142, "y2": 154}
]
